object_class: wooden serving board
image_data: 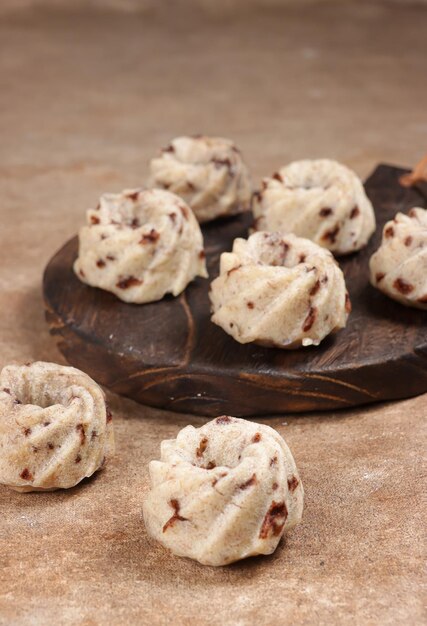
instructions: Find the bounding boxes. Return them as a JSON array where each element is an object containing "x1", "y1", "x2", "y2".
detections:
[{"x1": 43, "y1": 165, "x2": 427, "y2": 416}]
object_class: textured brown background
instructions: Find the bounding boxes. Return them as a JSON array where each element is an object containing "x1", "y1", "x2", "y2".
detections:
[{"x1": 0, "y1": 2, "x2": 426, "y2": 625}]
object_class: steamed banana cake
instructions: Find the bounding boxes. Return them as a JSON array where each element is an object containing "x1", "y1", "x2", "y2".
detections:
[
  {"x1": 149, "y1": 135, "x2": 252, "y2": 223},
  {"x1": 0, "y1": 362, "x2": 114, "y2": 492},
  {"x1": 369, "y1": 207, "x2": 427, "y2": 309},
  {"x1": 143, "y1": 416, "x2": 303, "y2": 566},
  {"x1": 209, "y1": 231, "x2": 350, "y2": 348},
  {"x1": 252, "y1": 159, "x2": 375, "y2": 255},
  {"x1": 74, "y1": 188, "x2": 207, "y2": 303}
]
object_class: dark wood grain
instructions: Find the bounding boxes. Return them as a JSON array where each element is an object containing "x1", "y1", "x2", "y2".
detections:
[{"x1": 43, "y1": 165, "x2": 427, "y2": 416}]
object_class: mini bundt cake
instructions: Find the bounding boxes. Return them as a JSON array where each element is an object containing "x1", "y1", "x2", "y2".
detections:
[
  {"x1": 369, "y1": 207, "x2": 427, "y2": 309},
  {"x1": 252, "y1": 159, "x2": 375, "y2": 255},
  {"x1": 149, "y1": 135, "x2": 252, "y2": 223},
  {"x1": 0, "y1": 362, "x2": 114, "y2": 492},
  {"x1": 74, "y1": 188, "x2": 207, "y2": 303},
  {"x1": 209, "y1": 231, "x2": 350, "y2": 348},
  {"x1": 143, "y1": 416, "x2": 304, "y2": 566}
]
